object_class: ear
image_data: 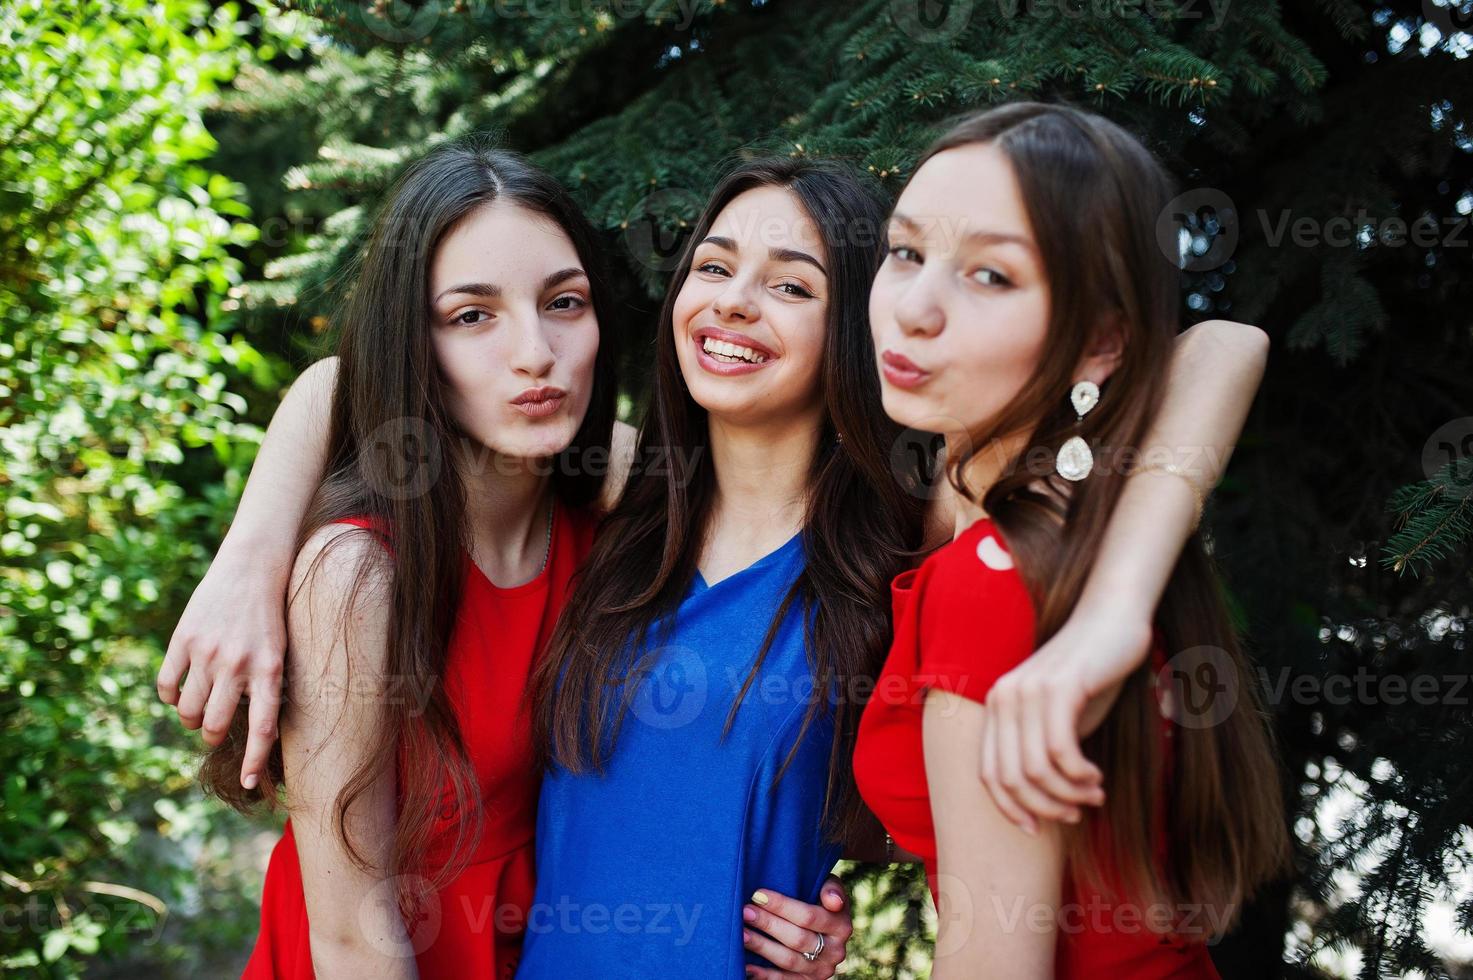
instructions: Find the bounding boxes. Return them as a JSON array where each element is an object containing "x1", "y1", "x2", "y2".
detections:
[{"x1": 1075, "y1": 311, "x2": 1126, "y2": 386}]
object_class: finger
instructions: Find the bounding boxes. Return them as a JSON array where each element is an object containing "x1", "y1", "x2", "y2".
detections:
[
  {"x1": 742, "y1": 927, "x2": 821, "y2": 976},
  {"x1": 743, "y1": 905, "x2": 819, "y2": 961},
  {"x1": 819, "y1": 874, "x2": 847, "y2": 912},
  {"x1": 743, "y1": 965, "x2": 804, "y2": 980},
  {"x1": 1020, "y1": 697, "x2": 1084, "y2": 822},
  {"x1": 748, "y1": 889, "x2": 844, "y2": 939},
  {"x1": 157, "y1": 633, "x2": 190, "y2": 705},
  {"x1": 175, "y1": 662, "x2": 213, "y2": 731},
  {"x1": 991, "y1": 700, "x2": 1039, "y2": 834},
  {"x1": 1045, "y1": 691, "x2": 1105, "y2": 799},
  {"x1": 1004, "y1": 696, "x2": 1078, "y2": 823},
  {"x1": 200, "y1": 666, "x2": 248, "y2": 747},
  {"x1": 240, "y1": 674, "x2": 283, "y2": 790}
]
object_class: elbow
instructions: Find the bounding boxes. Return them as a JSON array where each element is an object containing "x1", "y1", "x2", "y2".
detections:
[
  {"x1": 1188, "y1": 318, "x2": 1270, "y2": 382},
  {"x1": 1201, "y1": 317, "x2": 1270, "y2": 360},
  {"x1": 307, "y1": 925, "x2": 406, "y2": 977}
]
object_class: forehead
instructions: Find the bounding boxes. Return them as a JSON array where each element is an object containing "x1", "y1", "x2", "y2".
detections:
[
  {"x1": 708, "y1": 185, "x2": 824, "y2": 255},
  {"x1": 431, "y1": 200, "x2": 581, "y2": 287},
  {"x1": 894, "y1": 142, "x2": 1032, "y2": 241}
]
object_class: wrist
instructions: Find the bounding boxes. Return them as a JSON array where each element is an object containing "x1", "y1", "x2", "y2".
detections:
[
  {"x1": 1070, "y1": 584, "x2": 1155, "y2": 634},
  {"x1": 216, "y1": 523, "x2": 297, "y2": 587}
]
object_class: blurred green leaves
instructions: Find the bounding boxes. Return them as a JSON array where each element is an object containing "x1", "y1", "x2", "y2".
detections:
[{"x1": 1, "y1": 0, "x2": 284, "y2": 974}]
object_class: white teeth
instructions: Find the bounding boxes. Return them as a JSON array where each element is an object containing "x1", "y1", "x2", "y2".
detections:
[{"x1": 701, "y1": 336, "x2": 767, "y2": 364}]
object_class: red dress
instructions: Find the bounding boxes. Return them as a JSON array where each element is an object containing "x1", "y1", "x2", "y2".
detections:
[
  {"x1": 853, "y1": 517, "x2": 1219, "y2": 979},
  {"x1": 242, "y1": 499, "x2": 597, "y2": 980}
]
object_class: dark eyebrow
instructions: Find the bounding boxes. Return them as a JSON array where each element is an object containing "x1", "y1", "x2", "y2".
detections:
[
  {"x1": 697, "y1": 236, "x2": 827, "y2": 277},
  {"x1": 433, "y1": 267, "x2": 587, "y2": 306},
  {"x1": 888, "y1": 212, "x2": 1037, "y2": 254}
]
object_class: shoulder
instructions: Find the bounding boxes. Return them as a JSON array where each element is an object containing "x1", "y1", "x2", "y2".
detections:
[
  {"x1": 287, "y1": 523, "x2": 393, "y2": 662},
  {"x1": 596, "y1": 419, "x2": 638, "y2": 514},
  {"x1": 922, "y1": 520, "x2": 1032, "y2": 614},
  {"x1": 912, "y1": 519, "x2": 1037, "y2": 703}
]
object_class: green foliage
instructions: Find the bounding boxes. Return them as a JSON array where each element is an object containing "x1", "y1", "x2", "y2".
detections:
[
  {"x1": 1384, "y1": 458, "x2": 1473, "y2": 576},
  {"x1": 0, "y1": 0, "x2": 287, "y2": 974}
]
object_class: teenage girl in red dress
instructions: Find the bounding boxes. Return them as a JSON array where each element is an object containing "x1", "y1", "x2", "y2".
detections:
[
  {"x1": 196, "y1": 140, "x2": 619, "y2": 979},
  {"x1": 854, "y1": 103, "x2": 1291, "y2": 978}
]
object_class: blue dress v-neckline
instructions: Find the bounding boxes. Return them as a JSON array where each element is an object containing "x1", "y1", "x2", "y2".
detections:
[{"x1": 692, "y1": 529, "x2": 803, "y2": 592}]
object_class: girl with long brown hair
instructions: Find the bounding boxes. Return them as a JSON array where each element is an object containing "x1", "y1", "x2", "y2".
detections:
[{"x1": 854, "y1": 102, "x2": 1290, "y2": 978}]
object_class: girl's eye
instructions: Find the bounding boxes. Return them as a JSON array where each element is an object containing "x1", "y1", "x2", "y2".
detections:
[
  {"x1": 452, "y1": 309, "x2": 490, "y2": 326},
  {"x1": 775, "y1": 282, "x2": 814, "y2": 298},
  {"x1": 696, "y1": 261, "x2": 730, "y2": 276},
  {"x1": 971, "y1": 267, "x2": 1013, "y2": 288},
  {"x1": 547, "y1": 294, "x2": 588, "y2": 311},
  {"x1": 887, "y1": 244, "x2": 921, "y2": 264}
]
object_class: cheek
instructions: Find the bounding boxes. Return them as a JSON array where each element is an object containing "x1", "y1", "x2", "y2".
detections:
[
  {"x1": 775, "y1": 307, "x2": 827, "y2": 393},
  {"x1": 868, "y1": 273, "x2": 897, "y2": 342},
  {"x1": 950, "y1": 295, "x2": 1049, "y2": 408},
  {"x1": 431, "y1": 330, "x2": 476, "y2": 395},
  {"x1": 564, "y1": 322, "x2": 600, "y2": 387},
  {"x1": 671, "y1": 279, "x2": 705, "y2": 336}
]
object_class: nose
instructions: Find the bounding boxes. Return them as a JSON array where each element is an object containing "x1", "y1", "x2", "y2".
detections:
[
  {"x1": 712, "y1": 276, "x2": 759, "y2": 322},
  {"x1": 509, "y1": 310, "x2": 556, "y2": 379},
  {"x1": 893, "y1": 267, "x2": 945, "y2": 338}
]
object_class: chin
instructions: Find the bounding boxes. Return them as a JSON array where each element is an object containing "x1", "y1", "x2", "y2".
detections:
[{"x1": 878, "y1": 385, "x2": 929, "y2": 430}]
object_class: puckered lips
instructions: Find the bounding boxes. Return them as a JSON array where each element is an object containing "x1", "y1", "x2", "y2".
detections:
[
  {"x1": 510, "y1": 384, "x2": 567, "y2": 418},
  {"x1": 692, "y1": 325, "x2": 779, "y2": 377},
  {"x1": 880, "y1": 349, "x2": 931, "y2": 390}
]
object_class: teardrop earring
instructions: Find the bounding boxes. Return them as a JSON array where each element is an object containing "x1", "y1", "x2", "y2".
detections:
[{"x1": 1056, "y1": 380, "x2": 1100, "y2": 482}]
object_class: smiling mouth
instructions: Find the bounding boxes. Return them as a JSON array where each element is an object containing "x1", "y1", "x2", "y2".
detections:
[{"x1": 700, "y1": 335, "x2": 769, "y2": 364}]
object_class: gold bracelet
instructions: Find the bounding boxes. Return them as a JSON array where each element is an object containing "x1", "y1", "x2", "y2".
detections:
[{"x1": 1130, "y1": 461, "x2": 1208, "y2": 531}]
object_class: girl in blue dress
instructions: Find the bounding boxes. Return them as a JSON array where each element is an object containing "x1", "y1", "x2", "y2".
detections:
[{"x1": 520, "y1": 161, "x2": 908, "y2": 979}]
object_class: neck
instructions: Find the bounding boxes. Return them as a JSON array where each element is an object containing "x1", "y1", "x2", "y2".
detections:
[
  {"x1": 454, "y1": 441, "x2": 553, "y2": 575},
  {"x1": 948, "y1": 430, "x2": 1032, "y2": 536},
  {"x1": 706, "y1": 409, "x2": 822, "y2": 535}
]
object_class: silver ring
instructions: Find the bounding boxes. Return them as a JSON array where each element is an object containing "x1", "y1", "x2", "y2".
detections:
[{"x1": 802, "y1": 932, "x2": 825, "y2": 962}]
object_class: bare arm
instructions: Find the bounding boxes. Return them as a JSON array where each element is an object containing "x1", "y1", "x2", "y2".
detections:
[
  {"x1": 157, "y1": 356, "x2": 339, "y2": 787},
  {"x1": 282, "y1": 524, "x2": 417, "y2": 978},
  {"x1": 979, "y1": 318, "x2": 1271, "y2": 831},
  {"x1": 598, "y1": 418, "x2": 638, "y2": 513},
  {"x1": 1079, "y1": 317, "x2": 1269, "y2": 624},
  {"x1": 926, "y1": 688, "x2": 1063, "y2": 979}
]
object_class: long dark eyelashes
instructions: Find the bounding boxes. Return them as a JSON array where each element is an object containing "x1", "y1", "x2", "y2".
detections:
[{"x1": 697, "y1": 260, "x2": 812, "y2": 297}]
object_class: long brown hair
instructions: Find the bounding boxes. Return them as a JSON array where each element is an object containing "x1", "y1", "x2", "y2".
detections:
[
  {"x1": 923, "y1": 103, "x2": 1289, "y2": 933},
  {"x1": 201, "y1": 135, "x2": 619, "y2": 893},
  {"x1": 529, "y1": 158, "x2": 926, "y2": 845}
]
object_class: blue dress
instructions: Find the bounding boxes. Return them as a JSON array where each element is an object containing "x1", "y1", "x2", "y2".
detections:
[{"x1": 516, "y1": 531, "x2": 843, "y2": 978}]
